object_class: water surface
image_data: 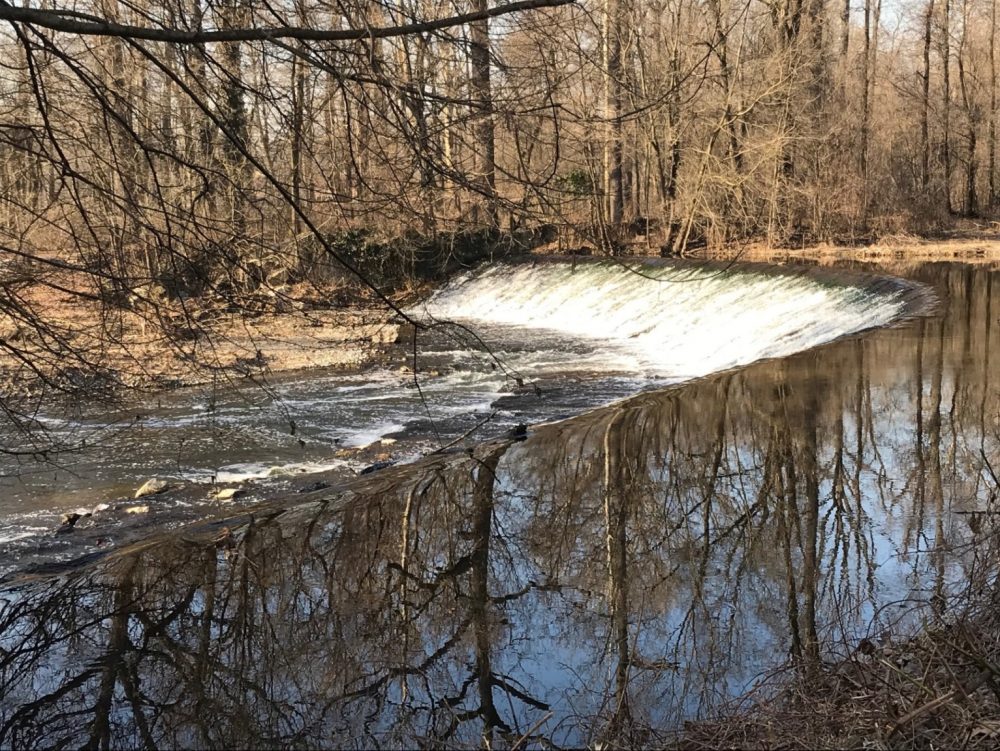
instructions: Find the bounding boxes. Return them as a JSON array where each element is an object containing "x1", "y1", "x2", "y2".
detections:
[{"x1": 0, "y1": 262, "x2": 995, "y2": 748}]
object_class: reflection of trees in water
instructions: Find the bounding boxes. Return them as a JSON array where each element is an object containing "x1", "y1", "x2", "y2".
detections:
[{"x1": 1, "y1": 264, "x2": 999, "y2": 748}]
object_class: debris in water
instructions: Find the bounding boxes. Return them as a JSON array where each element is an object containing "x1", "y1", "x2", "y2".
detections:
[{"x1": 134, "y1": 478, "x2": 171, "y2": 499}]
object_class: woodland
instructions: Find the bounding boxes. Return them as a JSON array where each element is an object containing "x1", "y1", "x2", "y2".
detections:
[{"x1": 2, "y1": 0, "x2": 998, "y2": 287}]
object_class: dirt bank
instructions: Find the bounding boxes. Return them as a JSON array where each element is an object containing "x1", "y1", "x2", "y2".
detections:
[{"x1": 0, "y1": 272, "x2": 409, "y2": 397}]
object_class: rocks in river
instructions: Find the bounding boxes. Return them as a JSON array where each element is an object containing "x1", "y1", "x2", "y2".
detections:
[
  {"x1": 298, "y1": 481, "x2": 331, "y2": 493},
  {"x1": 359, "y1": 460, "x2": 395, "y2": 476},
  {"x1": 506, "y1": 423, "x2": 529, "y2": 441},
  {"x1": 497, "y1": 378, "x2": 543, "y2": 396},
  {"x1": 213, "y1": 487, "x2": 246, "y2": 502},
  {"x1": 134, "y1": 478, "x2": 171, "y2": 499}
]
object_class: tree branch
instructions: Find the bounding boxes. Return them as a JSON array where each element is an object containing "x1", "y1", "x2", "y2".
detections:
[{"x1": 0, "y1": 0, "x2": 573, "y2": 44}]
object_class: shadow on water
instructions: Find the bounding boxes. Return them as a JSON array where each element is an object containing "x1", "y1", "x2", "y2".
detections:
[{"x1": 0, "y1": 263, "x2": 997, "y2": 749}]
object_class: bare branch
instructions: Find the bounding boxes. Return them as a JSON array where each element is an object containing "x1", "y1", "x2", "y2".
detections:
[{"x1": 0, "y1": 0, "x2": 574, "y2": 44}]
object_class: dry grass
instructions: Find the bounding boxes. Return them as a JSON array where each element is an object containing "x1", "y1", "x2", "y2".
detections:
[{"x1": 677, "y1": 535, "x2": 1000, "y2": 750}]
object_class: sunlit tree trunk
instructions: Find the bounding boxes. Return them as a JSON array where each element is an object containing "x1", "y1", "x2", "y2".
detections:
[
  {"x1": 958, "y1": 0, "x2": 977, "y2": 216},
  {"x1": 922, "y1": 0, "x2": 935, "y2": 190},
  {"x1": 603, "y1": 0, "x2": 625, "y2": 242},
  {"x1": 991, "y1": 0, "x2": 998, "y2": 208},
  {"x1": 861, "y1": 0, "x2": 872, "y2": 219},
  {"x1": 469, "y1": 0, "x2": 498, "y2": 228},
  {"x1": 942, "y1": 0, "x2": 954, "y2": 213}
]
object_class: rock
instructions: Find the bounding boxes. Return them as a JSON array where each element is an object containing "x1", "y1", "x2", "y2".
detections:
[
  {"x1": 134, "y1": 478, "x2": 171, "y2": 499},
  {"x1": 125, "y1": 505, "x2": 150, "y2": 514},
  {"x1": 214, "y1": 487, "x2": 246, "y2": 501},
  {"x1": 297, "y1": 480, "x2": 331, "y2": 494},
  {"x1": 506, "y1": 423, "x2": 529, "y2": 441},
  {"x1": 379, "y1": 438, "x2": 397, "y2": 446},
  {"x1": 359, "y1": 460, "x2": 395, "y2": 476}
]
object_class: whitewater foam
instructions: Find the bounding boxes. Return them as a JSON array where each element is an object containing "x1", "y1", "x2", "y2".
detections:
[{"x1": 417, "y1": 261, "x2": 917, "y2": 381}]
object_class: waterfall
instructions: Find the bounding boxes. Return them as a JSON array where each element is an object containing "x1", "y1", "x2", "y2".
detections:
[{"x1": 416, "y1": 259, "x2": 928, "y2": 381}]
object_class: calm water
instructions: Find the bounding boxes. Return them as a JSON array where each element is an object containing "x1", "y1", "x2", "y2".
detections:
[{"x1": 0, "y1": 262, "x2": 996, "y2": 748}]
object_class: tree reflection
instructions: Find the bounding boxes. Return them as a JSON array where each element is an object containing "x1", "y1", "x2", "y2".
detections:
[{"x1": 1, "y1": 263, "x2": 998, "y2": 748}]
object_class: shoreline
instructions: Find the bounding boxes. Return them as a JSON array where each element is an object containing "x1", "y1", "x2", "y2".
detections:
[
  {"x1": 699, "y1": 233, "x2": 1000, "y2": 267},
  {"x1": 6, "y1": 235, "x2": 995, "y2": 401}
]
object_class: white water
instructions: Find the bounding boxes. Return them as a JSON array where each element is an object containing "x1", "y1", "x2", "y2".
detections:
[
  {"x1": 0, "y1": 260, "x2": 921, "y2": 571},
  {"x1": 418, "y1": 262, "x2": 911, "y2": 381}
]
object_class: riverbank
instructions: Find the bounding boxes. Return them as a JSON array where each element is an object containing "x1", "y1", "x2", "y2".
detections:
[
  {"x1": 0, "y1": 274, "x2": 407, "y2": 398},
  {"x1": 5, "y1": 231, "x2": 997, "y2": 402},
  {"x1": 700, "y1": 231, "x2": 1000, "y2": 268},
  {"x1": 678, "y1": 555, "x2": 1000, "y2": 750}
]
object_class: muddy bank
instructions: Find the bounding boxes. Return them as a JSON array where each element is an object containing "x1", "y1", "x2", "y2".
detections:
[
  {"x1": 5, "y1": 304, "x2": 402, "y2": 393},
  {"x1": 0, "y1": 269, "x2": 408, "y2": 399},
  {"x1": 140, "y1": 307, "x2": 404, "y2": 387}
]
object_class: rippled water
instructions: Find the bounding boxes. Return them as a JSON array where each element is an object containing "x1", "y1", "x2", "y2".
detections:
[
  {"x1": 3, "y1": 260, "x2": 993, "y2": 749},
  {"x1": 0, "y1": 260, "x2": 925, "y2": 563}
]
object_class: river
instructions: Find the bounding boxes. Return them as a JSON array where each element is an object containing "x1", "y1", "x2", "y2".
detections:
[{"x1": 0, "y1": 259, "x2": 996, "y2": 748}]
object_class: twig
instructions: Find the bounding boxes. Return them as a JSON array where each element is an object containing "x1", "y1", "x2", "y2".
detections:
[
  {"x1": 887, "y1": 690, "x2": 957, "y2": 738},
  {"x1": 982, "y1": 448, "x2": 1000, "y2": 488},
  {"x1": 510, "y1": 711, "x2": 553, "y2": 751},
  {"x1": 431, "y1": 410, "x2": 500, "y2": 454}
]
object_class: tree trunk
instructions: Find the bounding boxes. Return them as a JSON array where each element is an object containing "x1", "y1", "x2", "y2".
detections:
[
  {"x1": 861, "y1": 0, "x2": 872, "y2": 220},
  {"x1": 469, "y1": 0, "x2": 498, "y2": 227},
  {"x1": 217, "y1": 0, "x2": 250, "y2": 240},
  {"x1": 943, "y1": 0, "x2": 954, "y2": 213},
  {"x1": 840, "y1": 0, "x2": 850, "y2": 56},
  {"x1": 603, "y1": 0, "x2": 625, "y2": 242},
  {"x1": 990, "y1": 0, "x2": 997, "y2": 207},
  {"x1": 958, "y1": 0, "x2": 977, "y2": 216},
  {"x1": 922, "y1": 0, "x2": 935, "y2": 190}
]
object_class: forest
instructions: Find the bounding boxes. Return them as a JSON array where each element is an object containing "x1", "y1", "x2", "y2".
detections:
[{"x1": 2, "y1": 0, "x2": 998, "y2": 288}]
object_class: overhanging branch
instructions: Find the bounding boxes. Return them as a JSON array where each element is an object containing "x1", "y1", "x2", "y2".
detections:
[{"x1": 0, "y1": 0, "x2": 573, "y2": 44}]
